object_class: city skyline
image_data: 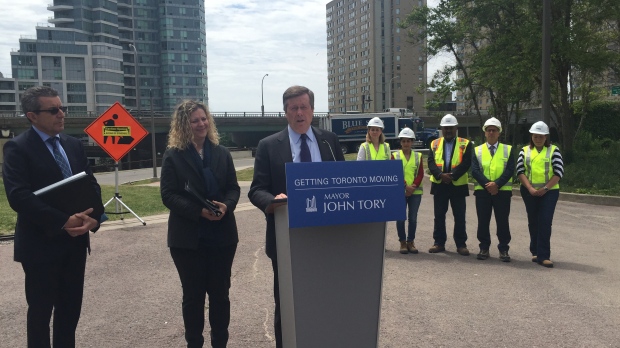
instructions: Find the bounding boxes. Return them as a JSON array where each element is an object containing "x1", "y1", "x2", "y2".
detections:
[{"x1": 0, "y1": 0, "x2": 444, "y2": 113}]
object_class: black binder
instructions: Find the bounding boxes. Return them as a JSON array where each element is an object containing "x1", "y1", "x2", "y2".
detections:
[
  {"x1": 184, "y1": 182, "x2": 222, "y2": 217},
  {"x1": 34, "y1": 171, "x2": 104, "y2": 219}
]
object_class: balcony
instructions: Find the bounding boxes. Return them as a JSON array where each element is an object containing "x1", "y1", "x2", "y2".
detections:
[
  {"x1": 47, "y1": 4, "x2": 74, "y2": 11},
  {"x1": 48, "y1": 16, "x2": 74, "y2": 24}
]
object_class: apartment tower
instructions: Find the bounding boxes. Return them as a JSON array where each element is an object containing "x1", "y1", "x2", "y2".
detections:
[
  {"x1": 326, "y1": 0, "x2": 427, "y2": 114},
  {"x1": 3, "y1": 0, "x2": 208, "y2": 114}
]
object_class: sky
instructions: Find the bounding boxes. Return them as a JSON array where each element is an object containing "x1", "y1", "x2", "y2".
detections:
[{"x1": 0, "y1": 0, "x2": 446, "y2": 113}]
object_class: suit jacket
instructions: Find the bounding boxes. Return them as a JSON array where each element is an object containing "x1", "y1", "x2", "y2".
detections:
[
  {"x1": 248, "y1": 126, "x2": 345, "y2": 258},
  {"x1": 3, "y1": 127, "x2": 103, "y2": 263},
  {"x1": 427, "y1": 137, "x2": 473, "y2": 196},
  {"x1": 160, "y1": 142, "x2": 240, "y2": 249}
]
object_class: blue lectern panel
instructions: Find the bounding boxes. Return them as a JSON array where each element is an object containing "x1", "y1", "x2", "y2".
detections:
[{"x1": 285, "y1": 160, "x2": 405, "y2": 228}]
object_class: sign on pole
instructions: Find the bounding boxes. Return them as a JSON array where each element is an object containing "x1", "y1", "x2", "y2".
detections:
[
  {"x1": 612, "y1": 86, "x2": 620, "y2": 96},
  {"x1": 84, "y1": 102, "x2": 149, "y2": 162}
]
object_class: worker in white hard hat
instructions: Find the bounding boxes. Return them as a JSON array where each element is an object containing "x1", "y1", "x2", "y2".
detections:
[
  {"x1": 471, "y1": 117, "x2": 515, "y2": 262},
  {"x1": 391, "y1": 127, "x2": 424, "y2": 254},
  {"x1": 357, "y1": 117, "x2": 391, "y2": 161},
  {"x1": 427, "y1": 114, "x2": 473, "y2": 255},
  {"x1": 516, "y1": 121, "x2": 564, "y2": 268}
]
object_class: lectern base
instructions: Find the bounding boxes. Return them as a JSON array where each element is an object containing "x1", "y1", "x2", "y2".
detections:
[{"x1": 275, "y1": 205, "x2": 386, "y2": 348}]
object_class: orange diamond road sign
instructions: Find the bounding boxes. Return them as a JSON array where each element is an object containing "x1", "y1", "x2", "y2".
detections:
[{"x1": 85, "y1": 102, "x2": 149, "y2": 162}]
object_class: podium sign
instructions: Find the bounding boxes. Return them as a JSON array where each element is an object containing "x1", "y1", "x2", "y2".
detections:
[{"x1": 285, "y1": 160, "x2": 405, "y2": 228}]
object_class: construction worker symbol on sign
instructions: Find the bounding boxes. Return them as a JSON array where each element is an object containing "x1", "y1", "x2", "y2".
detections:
[
  {"x1": 103, "y1": 114, "x2": 134, "y2": 145},
  {"x1": 85, "y1": 102, "x2": 149, "y2": 162}
]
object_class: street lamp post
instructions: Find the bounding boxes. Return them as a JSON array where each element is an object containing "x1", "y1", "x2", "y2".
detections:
[
  {"x1": 388, "y1": 75, "x2": 400, "y2": 109},
  {"x1": 150, "y1": 90, "x2": 157, "y2": 178},
  {"x1": 129, "y1": 44, "x2": 140, "y2": 114},
  {"x1": 261, "y1": 73, "x2": 268, "y2": 117},
  {"x1": 362, "y1": 94, "x2": 373, "y2": 113}
]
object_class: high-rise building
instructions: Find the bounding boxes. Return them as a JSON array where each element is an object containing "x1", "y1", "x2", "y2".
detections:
[
  {"x1": 326, "y1": 0, "x2": 427, "y2": 114},
  {"x1": 0, "y1": 0, "x2": 208, "y2": 114}
]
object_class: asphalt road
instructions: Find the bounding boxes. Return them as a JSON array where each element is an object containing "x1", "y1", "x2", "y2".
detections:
[
  {"x1": 93, "y1": 157, "x2": 256, "y2": 186},
  {"x1": 1, "y1": 177, "x2": 619, "y2": 347}
]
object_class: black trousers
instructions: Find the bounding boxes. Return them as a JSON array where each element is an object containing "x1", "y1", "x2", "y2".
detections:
[
  {"x1": 21, "y1": 245, "x2": 87, "y2": 348},
  {"x1": 432, "y1": 191, "x2": 468, "y2": 248},
  {"x1": 475, "y1": 190, "x2": 512, "y2": 251},
  {"x1": 271, "y1": 256, "x2": 283, "y2": 348},
  {"x1": 170, "y1": 244, "x2": 237, "y2": 348}
]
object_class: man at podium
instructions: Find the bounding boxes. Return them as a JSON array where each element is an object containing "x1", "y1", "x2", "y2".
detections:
[{"x1": 248, "y1": 85, "x2": 344, "y2": 348}]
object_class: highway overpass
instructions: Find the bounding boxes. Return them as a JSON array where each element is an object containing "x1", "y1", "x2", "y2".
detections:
[{"x1": 0, "y1": 111, "x2": 507, "y2": 169}]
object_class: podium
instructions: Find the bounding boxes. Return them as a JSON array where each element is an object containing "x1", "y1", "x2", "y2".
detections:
[
  {"x1": 277, "y1": 160, "x2": 405, "y2": 348},
  {"x1": 274, "y1": 204, "x2": 387, "y2": 348}
]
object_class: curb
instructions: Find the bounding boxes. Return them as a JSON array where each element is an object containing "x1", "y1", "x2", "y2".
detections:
[{"x1": 465, "y1": 183, "x2": 620, "y2": 207}]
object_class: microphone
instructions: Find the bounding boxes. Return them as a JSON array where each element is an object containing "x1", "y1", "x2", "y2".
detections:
[{"x1": 322, "y1": 139, "x2": 337, "y2": 161}]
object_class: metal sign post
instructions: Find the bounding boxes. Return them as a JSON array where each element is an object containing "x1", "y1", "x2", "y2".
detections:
[
  {"x1": 85, "y1": 102, "x2": 150, "y2": 225},
  {"x1": 102, "y1": 162, "x2": 146, "y2": 225}
]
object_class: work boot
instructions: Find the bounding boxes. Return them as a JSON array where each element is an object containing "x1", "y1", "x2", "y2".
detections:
[
  {"x1": 457, "y1": 247, "x2": 470, "y2": 256},
  {"x1": 399, "y1": 241, "x2": 408, "y2": 254},
  {"x1": 477, "y1": 249, "x2": 490, "y2": 260},
  {"x1": 539, "y1": 259, "x2": 554, "y2": 268},
  {"x1": 406, "y1": 241, "x2": 418, "y2": 254},
  {"x1": 531, "y1": 255, "x2": 538, "y2": 263},
  {"x1": 428, "y1": 245, "x2": 445, "y2": 253},
  {"x1": 499, "y1": 251, "x2": 511, "y2": 262}
]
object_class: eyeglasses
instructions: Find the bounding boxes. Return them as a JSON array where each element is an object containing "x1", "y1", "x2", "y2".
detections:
[{"x1": 32, "y1": 106, "x2": 68, "y2": 115}]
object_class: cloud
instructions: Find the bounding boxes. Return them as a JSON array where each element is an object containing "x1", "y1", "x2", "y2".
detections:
[
  {"x1": 0, "y1": 0, "x2": 49, "y2": 78},
  {"x1": 0, "y1": 0, "x2": 447, "y2": 111},
  {"x1": 204, "y1": 0, "x2": 329, "y2": 111}
]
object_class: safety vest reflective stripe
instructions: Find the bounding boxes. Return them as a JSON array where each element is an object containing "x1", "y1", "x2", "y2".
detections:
[
  {"x1": 395, "y1": 150, "x2": 423, "y2": 194},
  {"x1": 474, "y1": 143, "x2": 512, "y2": 191},
  {"x1": 363, "y1": 142, "x2": 390, "y2": 160},
  {"x1": 523, "y1": 145, "x2": 559, "y2": 189},
  {"x1": 430, "y1": 137, "x2": 470, "y2": 186}
]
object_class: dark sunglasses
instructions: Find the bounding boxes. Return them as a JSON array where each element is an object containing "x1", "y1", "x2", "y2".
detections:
[{"x1": 32, "y1": 106, "x2": 68, "y2": 115}]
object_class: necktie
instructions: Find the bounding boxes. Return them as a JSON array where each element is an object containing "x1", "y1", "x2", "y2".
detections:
[
  {"x1": 300, "y1": 133, "x2": 311, "y2": 162},
  {"x1": 48, "y1": 137, "x2": 72, "y2": 178},
  {"x1": 490, "y1": 145, "x2": 496, "y2": 157}
]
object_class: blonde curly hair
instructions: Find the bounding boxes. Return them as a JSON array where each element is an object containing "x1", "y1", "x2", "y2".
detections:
[{"x1": 167, "y1": 100, "x2": 219, "y2": 149}]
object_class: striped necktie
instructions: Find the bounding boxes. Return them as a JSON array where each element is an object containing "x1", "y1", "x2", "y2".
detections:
[
  {"x1": 489, "y1": 145, "x2": 496, "y2": 157},
  {"x1": 48, "y1": 137, "x2": 72, "y2": 178}
]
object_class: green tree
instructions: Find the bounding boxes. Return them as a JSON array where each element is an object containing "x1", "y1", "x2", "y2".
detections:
[{"x1": 402, "y1": 0, "x2": 620, "y2": 154}]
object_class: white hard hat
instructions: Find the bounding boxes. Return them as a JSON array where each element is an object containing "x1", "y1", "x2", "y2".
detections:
[
  {"x1": 483, "y1": 117, "x2": 502, "y2": 132},
  {"x1": 440, "y1": 114, "x2": 458, "y2": 127},
  {"x1": 367, "y1": 117, "x2": 384, "y2": 129},
  {"x1": 398, "y1": 127, "x2": 416, "y2": 139},
  {"x1": 529, "y1": 121, "x2": 549, "y2": 135}
]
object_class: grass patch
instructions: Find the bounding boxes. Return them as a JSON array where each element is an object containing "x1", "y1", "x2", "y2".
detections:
[
  {"x1": 0, "y1": 181, "x2": 167, "y2": 235},
  {"x1": 236, "y1": 168, "x2": 254, "y2": 181},
  {"x1": 122, "y1": 178, "x2": 160, "y2": 186},
  {"x1": 100, "y1": 185, "x2": 167, "y2": 221}
]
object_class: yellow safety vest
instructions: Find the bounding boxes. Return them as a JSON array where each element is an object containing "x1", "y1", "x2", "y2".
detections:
[
  {"x1": 361, "y1": 142, "x2": 390, "y2": 160},
  {"x1": 394, "y1": 150, "x2": 423, "y2": 194},
  {"x1": 474, "y1": 143, "x2": 512, "y2": 191},
  {"x1": 430, "y1": 137, "x2": 470, "y2": 186},
  {"x1": 522, "y1": 145, "x2": 560, "y2": 189}
]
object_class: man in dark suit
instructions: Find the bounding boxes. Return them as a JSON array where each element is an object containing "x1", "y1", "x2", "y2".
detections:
[
  {"x1": 3, "y1": 86, "x2": 102, "y2": 348},
  {"x1": 248, "y1": 85, "x2": 344, "y2": 348},
  {"x1": 427, "y1": 114, "x2": 473, "y2": 256}
]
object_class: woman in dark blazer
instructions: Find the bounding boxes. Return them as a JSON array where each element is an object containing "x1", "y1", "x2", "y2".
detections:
[{"x1": 160, "y1": 100, "x2": 240, "y2": 348}]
